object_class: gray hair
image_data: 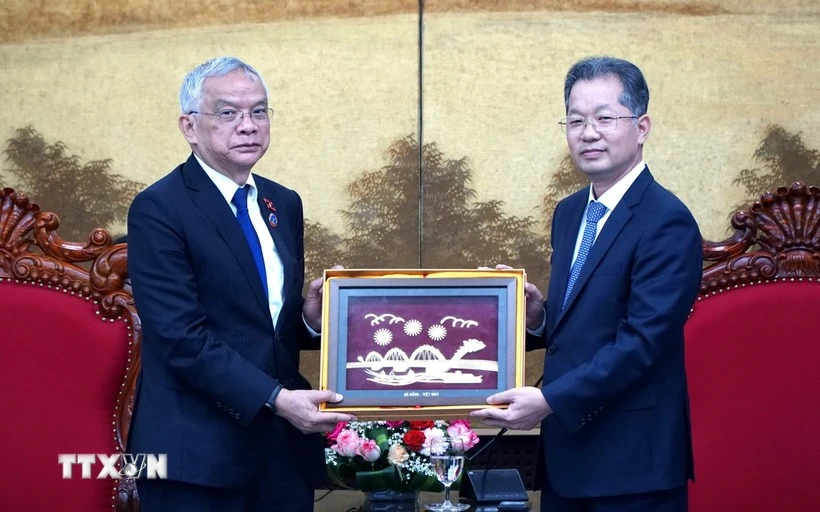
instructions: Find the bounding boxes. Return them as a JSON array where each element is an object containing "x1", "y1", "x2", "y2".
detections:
[
  {"x1": 563, "y1": 56, "x2": 649, "y2": 117},
  {"x1": 179, "y1": 56, "x2": 269, "y2": 114}
]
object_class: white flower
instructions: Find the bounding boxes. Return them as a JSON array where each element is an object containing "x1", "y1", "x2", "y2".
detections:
[{"x1": 387, "y1": 444, "x2": 410, "y2": 467}]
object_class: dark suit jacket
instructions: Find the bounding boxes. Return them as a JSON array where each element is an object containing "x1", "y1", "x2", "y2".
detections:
[
  {"x1": 126, "y1": 154, "x2": 325, "y2": 489},
  {"x1": 529, "y1": 168, "x2": 702, "y2": 498}
]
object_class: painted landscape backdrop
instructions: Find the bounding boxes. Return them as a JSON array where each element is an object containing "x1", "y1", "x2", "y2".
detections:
[{"x1": 2, "y1": 0, "x2": 818, "y2": 384}]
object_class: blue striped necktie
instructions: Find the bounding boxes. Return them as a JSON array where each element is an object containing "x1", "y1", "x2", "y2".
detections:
[
  {"x1": 562, "y1": 201, "x2": 608, "y2": 310},
  {"x1": 231, "y1": 185, "x2": 268, "y2": 298}
]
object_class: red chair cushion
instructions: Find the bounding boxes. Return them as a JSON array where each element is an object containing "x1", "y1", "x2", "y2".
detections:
[
  {"x1": 685, "y1": 280, "x2": 820, "y2": 511},
  {"x1": 0, "y1": 280, "x2": 131, "y2": 510}
]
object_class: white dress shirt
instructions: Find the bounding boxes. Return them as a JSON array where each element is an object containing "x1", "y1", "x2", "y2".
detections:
[
  {"x1": 567, "y1": 160, "x2": 647, "y2": 266},
  {"x1": 530, "y1": 161, "x2": 647, "y2": 335},
  {"x1": 195, "y1": 155, "x2": 286, "y2": 328}
]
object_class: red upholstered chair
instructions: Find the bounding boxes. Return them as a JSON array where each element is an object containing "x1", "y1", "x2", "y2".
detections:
[
  {"x1": 0, "y1": 188, "x2": 140, "y2": 511},
  {"x1": 685, "y1": 182, "x2": 820, "y2": 511}
]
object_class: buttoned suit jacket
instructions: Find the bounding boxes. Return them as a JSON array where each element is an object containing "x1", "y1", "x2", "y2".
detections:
[
  {"x1": 528, "y1": 167, "x2": 702, "y2": 498},
  {"x1": 126, "y1": 154, "x2": 325, "y2": 489}
]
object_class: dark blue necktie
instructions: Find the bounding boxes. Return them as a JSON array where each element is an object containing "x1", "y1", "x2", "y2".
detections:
[
  {"x1": 231, "y1": 185, "x2": 268, "y2": 298},
  {"x1": 562, "y1": 201, "x2": 608, "y2": 310}
]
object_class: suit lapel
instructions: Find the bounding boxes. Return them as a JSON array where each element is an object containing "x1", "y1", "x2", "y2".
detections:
[
  {"x1": 557, "y1": 200, "x2": 632, "y2": 318},
  {"x1": 550, "y1": 167, "x2": 654, "y2": 333},
  {"x1": 547, "y1": 192, "x2": 587, "y2": 331},
  {"x1": 254, "y1": 179, "x2": 294, "y2": 303},
  {"x1": 181, "y1": 156, "x2": 270, "y2": 314}
]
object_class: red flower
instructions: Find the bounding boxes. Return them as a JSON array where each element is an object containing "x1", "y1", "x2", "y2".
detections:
[
  {"x1": 408, "y1": 420, "x2": 435, "y2": 430},
  {"x1": 326, "y1": 421, "x2": 347, "y2": 445},
  {"x1": 403, "y1": 430, "x2": 426, "y2": 452}
]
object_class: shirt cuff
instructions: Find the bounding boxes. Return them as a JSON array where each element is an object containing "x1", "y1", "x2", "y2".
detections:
[
  {"x1": 527, "y1": 313, "x2": 547, "y2": 336},
  {"x1": 303, "y1": 313, "x2": 320, "y2": 337}
]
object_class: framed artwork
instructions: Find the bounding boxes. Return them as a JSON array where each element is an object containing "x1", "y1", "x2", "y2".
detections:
[{"x1": 318, "y1": 268, "x2": 526, "y2": 420}]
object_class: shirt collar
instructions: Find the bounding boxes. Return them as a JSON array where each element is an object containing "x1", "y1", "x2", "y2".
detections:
[
  {"x1": 586, "y1": 160, "x2": 646, "y2": 211},
  {"x1": 194, "y1": 154, "x2": 258, "y2": 205}
]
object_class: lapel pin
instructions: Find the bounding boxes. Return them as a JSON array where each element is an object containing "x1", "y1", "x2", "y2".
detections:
[
  {"x1": 268, "y1": 212, "x2": 278, "y2": 228},
  {"x1": 263, "y1": 198, "x2": 276, "y2": 212}
]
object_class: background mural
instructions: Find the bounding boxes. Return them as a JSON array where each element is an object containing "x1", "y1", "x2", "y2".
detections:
[{"x1": 2, "y1": 0, "x2": 818, "y2": 385}]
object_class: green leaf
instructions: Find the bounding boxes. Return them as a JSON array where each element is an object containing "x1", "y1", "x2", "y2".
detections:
[
  {"x1": 369, "y1": 425, "x2": 391, "y2": 451},
  {"x1": 326, "y1": 462, "x2": 358, "y2": 490},
  {"x1": 405, "y1": 471, "x2": 444, "y2": 492},
  {"x1": 355, "y1": 466, "x2": 402, "y2": 491},
  {"x1": 353, "y1": 466, "x2": 445, "y2": 492}
]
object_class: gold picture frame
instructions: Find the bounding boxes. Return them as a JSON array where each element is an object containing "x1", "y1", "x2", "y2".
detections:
[{"x1": 318, "y1": 268, "x2": 526, "y2": 420}]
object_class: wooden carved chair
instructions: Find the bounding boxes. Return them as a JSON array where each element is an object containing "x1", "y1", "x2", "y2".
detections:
[
  {"x1": 0, "y1": 187, "x2": 140, "y2": 511},
  {"x1": 684, "y1": 182, "x2": 820, "y2": 511}
]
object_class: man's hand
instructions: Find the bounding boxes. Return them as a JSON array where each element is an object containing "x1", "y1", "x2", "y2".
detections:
[
  {"x1": 469, "y1": 387, "x2": 552, "y2": 430},
  {"x1": 275, "y1": 389, "x2": 356, "y2": 434},
  {"x1": 523, "y1": 280, "x2": 545, "y2": 330},
  {"x1": 302, "y1": 265, "x2": 344, "y2": 332},
  {"x1": 490, "y1": 264, "x2": 545, "y2": 329},
  {"x1": 302, "y1": 275, "x2": 324, "y2": 332}
]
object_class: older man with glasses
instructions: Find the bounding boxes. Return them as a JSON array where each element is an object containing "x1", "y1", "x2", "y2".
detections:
[{"x1": 127, "y1": 56, "x2": 355, "y2": 512}]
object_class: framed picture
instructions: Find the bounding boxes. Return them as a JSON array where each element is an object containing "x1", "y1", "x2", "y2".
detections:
[{"x1": 318, "y1": 269, "x2": 526, "y2": 420}]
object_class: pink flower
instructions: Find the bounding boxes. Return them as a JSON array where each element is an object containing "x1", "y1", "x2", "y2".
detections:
[
  {"x1": 449, "y1": 419, "x2": 471, "y2": 430},
  {"x1": 357, "y1": 439, "x2": 382, "y2": 462},
  {"x1": 333, "y1": 429, "x2": 360, "y2": 458},
  {"x1": 421, "y1": 427, "x2": 447, "y2": 456},
  {"x1": 447, "y1": 420, "x2": 479, "y2": 450},
  {"x1": 385, "y1": 421, "x2": 405, "y2": 429},
  {"x1": 326, "y1": 421, "x2": 347, "y2": 444}
]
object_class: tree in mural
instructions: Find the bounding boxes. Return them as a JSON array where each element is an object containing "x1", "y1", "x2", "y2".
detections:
[
  {"x1": 341, "y1": 136, "x2": 423, "y2": 268},
  {"x1": 304, "y1": 219, "x2": 346, "y2": 278},
  {"x1": 303, "y1": 135, "x2": 550, "y2": 288},
  {"x1": 734, "y1": 124, "x2": 820, "y2": 209},
  {"x1": 2, "y1": 126, "x2": 143, "y2": 240}
]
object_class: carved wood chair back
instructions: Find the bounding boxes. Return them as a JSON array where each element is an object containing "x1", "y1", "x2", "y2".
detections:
[
  {"x1": 685, "y1": 182, "x2": 820, "y2": 511},
  {"x1": 0, "y1": 187, "x2": 140, "y2": 511}
]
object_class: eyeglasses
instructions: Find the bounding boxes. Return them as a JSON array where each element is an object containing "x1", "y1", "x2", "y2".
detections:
[
  {"x1": 189, "y1": 107, "x2": 274, "y2": 124},
  {"x1": 558, "y1": 114, "x2": 638, "y2": 135}
]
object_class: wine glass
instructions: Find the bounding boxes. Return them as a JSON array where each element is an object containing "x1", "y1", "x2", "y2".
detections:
[{"x1": 425, "y1": 438, "x2": 470, "y2": 512}]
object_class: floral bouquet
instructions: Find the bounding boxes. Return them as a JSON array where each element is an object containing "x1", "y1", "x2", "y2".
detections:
[{"x1": 324, "y1": 419, "x2": 480, "y2": 492}]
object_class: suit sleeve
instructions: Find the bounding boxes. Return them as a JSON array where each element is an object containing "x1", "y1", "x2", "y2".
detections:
[
  {"x1": 526, "y1": 327, "x2": 548, "y2": 351},
  {"x1": 542, "y1": 206, "x2": 703, "y2": 433},
  {"x1": 291, "y1": 191, "x2": 321, "y2": 351},
  {"x1": 527, "y1": 198, "x2": 564, "y2": 352},
  {"x1": 128, "y1": 190, "x2": 276, "y2": 426}
]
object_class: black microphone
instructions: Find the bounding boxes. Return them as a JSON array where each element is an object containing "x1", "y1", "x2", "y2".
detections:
[{"x1": 468, "y1": 427, "x2": 507, "y2": 462}]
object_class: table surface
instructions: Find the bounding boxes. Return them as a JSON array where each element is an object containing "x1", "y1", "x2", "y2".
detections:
[{"x1": 313, "y1": 489, "x2": 541, "y2": 511}]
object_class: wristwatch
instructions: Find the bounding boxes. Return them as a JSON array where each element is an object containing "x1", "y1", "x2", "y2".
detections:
[{"x1": 264, "y1": 384, "x2": 284, "y2": 414}]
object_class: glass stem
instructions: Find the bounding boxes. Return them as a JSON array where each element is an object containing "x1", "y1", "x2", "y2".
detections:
[{"x1": 444, "y1": 483, "x2": 451, "y2": 504}]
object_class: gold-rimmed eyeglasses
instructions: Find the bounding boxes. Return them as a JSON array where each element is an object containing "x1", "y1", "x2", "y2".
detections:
[
  {"x1": 559, "y1": 114, "x2": 637, "y2": 135},
  {"x1": 189, "y1": 107, "x2": 274, "y2": 124}
]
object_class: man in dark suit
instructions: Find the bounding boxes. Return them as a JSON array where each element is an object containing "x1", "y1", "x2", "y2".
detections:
[
  {"x1": 127, "y1": 56, "x2": 355, "y2": 512},
  {"x1": 471, "y1": 56, "x2": 703, "y2": 511}
]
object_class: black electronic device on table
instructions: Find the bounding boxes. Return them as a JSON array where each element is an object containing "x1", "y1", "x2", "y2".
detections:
[
  {"x1": 497, "y1": 501, "x2": 531, "y2": 511},
  {"x1": 460, "y1": 468, "x2": 530, "y2": 511}
]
